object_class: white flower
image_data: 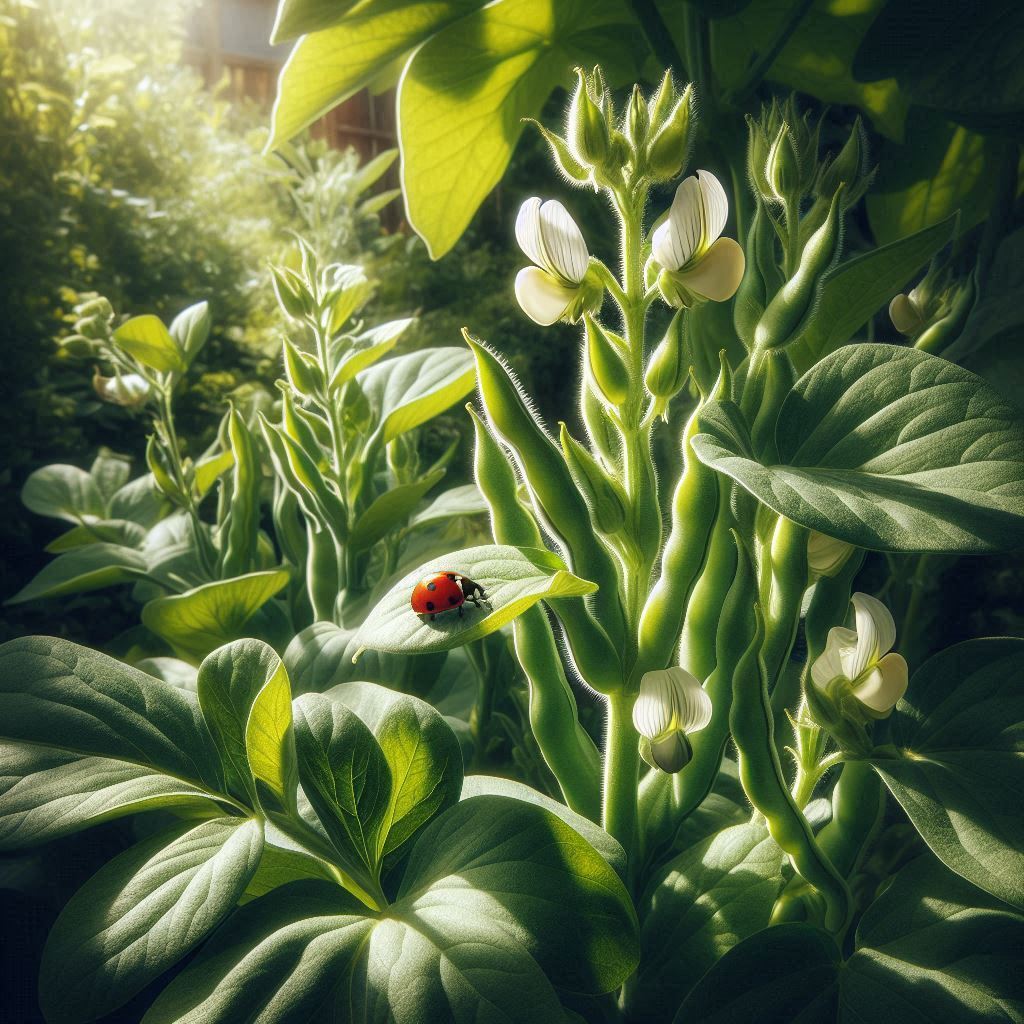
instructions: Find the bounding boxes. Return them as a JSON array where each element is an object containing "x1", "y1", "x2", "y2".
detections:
[
  {"x1": 514, "y1": 197, "x2": 596, "y2": 325},
  {"x1": 807, "y1": 531, "x2": 855, "y2": 578},
  {"x1": 93, "y1": 370, "x2": 151, "y2": 408},
  {"x1": 651, "y1": 170, "x2": 745, "y2": 305},
  {"x1": 633, "y1": 667, "x2": 713, "y2": 773},
  {"x1": 888, "y1": 290, "x2": 926, "y2": 336},
  {"x1": 811, "y1": 593, "x2": 908, "y2": 716}
]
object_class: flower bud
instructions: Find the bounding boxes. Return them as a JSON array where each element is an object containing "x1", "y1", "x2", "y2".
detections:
[
  {"x1": 93, "y1": 368, "x2": 151, "y2": 409},
  {"x1": 584, "y1": 314, "x2": 631, "y2": 406},
  {"x1": 524, "y1": 118, "x2": 592, "y2": 188},
  {"x1": 644, "y1": 309, "x2": 688, "y2": 403},
  {"x1": 567, "y1": 66, "x2": 610, "y2": 169},
  {"x1": 271, "y1": 265, "x2": 312, "y2": 320},
  {"x1": 817, "y1": 117, "x2": 865, "y2": 199},
  {"x1": 647, "y1": 69, "x2": 676, "y2": 128},
  {"x1": 146, "y1": 434, "x2": 182, "y2": 500},
  {"x1": 60, "y1": 334, "x2": 96, "y2": 358},
  {"x1": 888, "y1": 292, "x2": 925, "y2": 336},
  {"x1": 646, "y1": 84, "x2": 694, "y2": 181},
  {"x1": 282, "y1": 338, "x2": 322, "y2": 396},
  {"x1": 766, "y1": 124, "x2": 801, "y2": 202},
  {"x1": 633, "y1": 667, "x2": 712, "y2": 774},
  {"x1": 625, "y1": 84, "x2": 650, "y2": 158}
]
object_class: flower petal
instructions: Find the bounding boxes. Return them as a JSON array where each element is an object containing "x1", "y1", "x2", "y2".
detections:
[
  {"x1": 849, "y1": 592, "x2": 897, "y2": 678},
  {"x1": 852, "y1": 652, "x2": 908, "y2": 713},
  {"x1": 514, "y1": 267, "x2": 577, "y2": 326},
  {"x1": 675, "y1": 237, "x2": 746, "y2": 302},
  {"x1": 811, "y1": 626, "x2": 858, "y2": 689},
  {"x1": 538, "y1": 199, "x2": 589, "y2": 283},
  {"x1": 676, "y1": 671, "x2": 713, "y2": 733},
  {"x1": 654, "y1": 175, "x2": 703, "y2": 270},
  {"x1": 697, "y1": 169, "x2": 729, "y2": 247},
  {"x1": 807, "y1": 531, "x2": 854, "y2": 577},
  {"x1": 633, "y1": 669, "x2": 678, "y2": 740},
  {"x1": 515, "y1": 197, "x2": 546, "y2": 270}
]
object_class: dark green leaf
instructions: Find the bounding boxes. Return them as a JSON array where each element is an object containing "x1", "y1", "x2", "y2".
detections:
[{"x1": 21, "y1": 464, "x2": 105, "y2": 523}]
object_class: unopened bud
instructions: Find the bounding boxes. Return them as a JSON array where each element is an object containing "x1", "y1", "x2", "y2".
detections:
[
  {"x1": 584, "y1": 314, "x2": 631, "y2": 406},
  {"x1": 645, "y1": 310, "x2": 688, "y2": 402},
  {"x1": 567, "y1": 67, "x2": 609, "y2": 168},
  {"x1": 626, "y1": 84, "x2": 650, "y2": 157},
  {"x1": 766, "y1": 124, "x2": 801, "y2": 202},
  {"x1": 647, "y1": 85, "x2": 694, "y2": 181},
  {"x1": 560, "y1": 423, "x2": 627, "y2": 535},
  {"x1": 818, "y1": 117, "x2": 865, "y2": 198}
]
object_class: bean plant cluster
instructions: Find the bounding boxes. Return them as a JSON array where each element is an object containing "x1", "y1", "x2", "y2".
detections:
[{"x1": 2, "y1": 68, "x2": 1024, "y2": 1024}]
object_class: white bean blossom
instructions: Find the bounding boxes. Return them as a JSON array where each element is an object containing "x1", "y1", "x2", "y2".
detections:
[
  {"x1": 633, "y1": 667, "x2": 713, "y2": 773},
  {"x1": 811, "y1": 592, "x2": 908, "y2": 716},
  {"x1": 514, "y1": 197, "x2": 599, "y2": 325},
  {"x1": 651, "y1": 170, "x2": 746, "y2": 307},
  {"x1": 92, "y1": 370, "x2": 151, "y2": 409}
]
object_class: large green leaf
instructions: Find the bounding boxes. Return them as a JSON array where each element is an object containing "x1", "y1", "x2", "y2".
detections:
[
  {"x1": 141, "y1": 569, "x2": 290, "y2": 662},
  {"x1": 292, "y1": 692, "x2": 391, "y2": 880},
  {"x1": 89, "y1": 451, "x2": 132, "y2": 504},
  {"x1": 45, "y1": 518, "x2": 147, "y2": 552},
  {"x1": 269, "y1": 2, "x2": 483, "y2": 147},
  {"x1": 358, "y1": 347, "x2": 475, "y2": 445},
  {"x1": 629, "y1": 823, "x2": 784, "y2": 1022},
  {"x1": 693, "y1": 345, "x2": 1024, "y2": 552},
  {"x1": 843, "y1": 855, "x2": 1024, "y2": 1022},
  {"x1": 0, "y1": 638, "x2": 224, "y2": 845},
  {"x1": 348, "y1": 468, "x2": 444, "y2": 552},
  {"x1": 6, "y1": 543, "x2": 148, "y2": 604},
  {"x1": 40, "y1": 818, "x2": 263, "y2": 1024},
  {"x1": 398, "y1": 0, "x2": 630, "y2": 257},
  {"x1": 108, "y1": 472, "x2": 169, "y2": 527},
  {"x1": 112, "y1": 314, "x2": 186, "y2": 373},
  {"x1": 788, "y1": 214, "x2": 958, "y2": 371},
  {"x1": 870, "y1": 638, "x2": 1024, "y2": 910},
  {"x1": 142, "y1": 793, "x2": 637, "y2": 1022},
  {"x1": 325, "y1": 682, "x2": 464, "y2": 860},
  {"x1": 672, "y1": 922, "x2": 841, "y2": 1024},
  {"x1": 327, "y1": 316, "x2": 414, "y2": 393},
  {"x1": 21, "y1": 464, "x2": 105, "y2": 523},
  {"x1": 852, "y1": 0, "x2": 1024, "y2": 131},
  {"x1": 272, "y1": 0, "x2": 373, "y2": 43},
  {"x1": 407, "y1": 482, "x2": 489, "y2": 531},
  {"x1": 675, "y1": 856, "x2": 1024, "y2": 1023},
  {"x1": 197, "y1": 639, "x2": 298, "y2": 814},
  {"x1": 353, "y1": 543, "x2": 597, "y2": 655}
]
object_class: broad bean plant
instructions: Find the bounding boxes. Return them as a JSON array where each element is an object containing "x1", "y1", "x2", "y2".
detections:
[{"x1": 3, "y1": 70, "x2": 1024, "y2": 1024}]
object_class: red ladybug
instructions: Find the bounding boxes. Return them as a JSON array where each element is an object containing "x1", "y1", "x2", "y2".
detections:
[{"x1": 411, "y1": 572, "x2": 490, "y2": 620}]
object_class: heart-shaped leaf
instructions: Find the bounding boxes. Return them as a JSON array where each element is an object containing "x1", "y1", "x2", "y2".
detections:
[
  {"x1": 141, "y1": 569, "x2": 290, "y2": 662},
  {"x1": 353, "y1": 544, "x2": 597, "y2": 656},
  {"x1": 40, "y1": 817, "x2": 263, "y2": 1024},
  {"x1": 693, "y1": 345, "x2": 1024, "y2": 552},
  {"x1": 21, "y1": 464, "x2": 106, "y2": 523},
  {"x1": 870, "y1": 637, "x2": 1024, "y2": 910}
]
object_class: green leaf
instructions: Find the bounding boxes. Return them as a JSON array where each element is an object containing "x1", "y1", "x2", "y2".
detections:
[
  {"x1": 89, "y1": 451, "x2": 132, "y2": 503},
  {"x1": 788, "y1": 214, "x2": 958, "y2": 372},
  {"x1": 843, "y1": 855, "x2": 1024, "y2": 1022},
  {"x1": 673, "y1": 922, "x2": 841, "y2": 1024},
  {"x1": 359, "y1": 347, "x2": 475, "y2": 445},
  {"x1": 137, "y1": 656, "x2": 199, "y2": 691},
  {"x1": 40, "y1": 817, "x2": 263, "y2": 1024},
  {"x1": 45, "y1": 518, "x2": 147, "y2": 552},
  {"x1": 325, "y1": 682, "x2": 464, "y2": 860},
  {"x1": 327, "y1": 317, "x2": 413, "y2": 393},
  {"x1": 399, "y1": 0, "x2": 630, "y2": 257},
  {"x1": 109, "y1": 472, "x2": 168, "y2": 527},
  {"x1": 398, "y1": 794, "x2": 638, "y2": 995},
  {"x1": 292, "y1": 692, "x2": 391, "y2": 880},
  {"x1": 21, "y1": 464, "x2": 105, "y2": 523},
  {"x1": 693, "y1": 345, "x2": 1024, "y2": 552},
  {"x1": 0, "y1": 637, "x2": 224, "y2": 846},
  {"x1": 852, "y1": 0, "x2": 1024, "y2": 131},
  {"x1": 197, "y1": 639, "x2": 298, "y2": 813},
  {"x1": 141, "y1": 569, "x2": 290, "y2": 662},
  {"x1": 348, "y1": 468, "x2": 444, "y2": 552},
  {"x1": 6, "y1": 543, "x2": 149, "y2": 604},
  {"x1": 193, "y1": 448, "x2": 235, "y2": 498},
  {"x1": 870, "y1": 638, "x2": 1024, "y2": 910},
  {"x1": 407, "y1": 482, "x2": 489, "y2": 531},
  {"x1": 271, "y1": 0, "x2": 364, "y2": 43},
  {"x1": 629, "y1": 823, "x2": 785, "y2": 1022},
  {"x1": 170, "y1": 301, "x2": 212, "y2": 365},
  {"x1": 113, "y1": 314, "x2": 187, "y2": 373},
  {"x1": 461, "y1": 774, "x2": 625, "y2": 878},
  {"x1": 867, "y1": 113, "x2": 996, "y2": 246},
  {"x1": 353, "y1": 543, "x2": 597, "y2": 656},
  {"x1": 269, "y1": 2, "x2": 483, "y2": 147}
]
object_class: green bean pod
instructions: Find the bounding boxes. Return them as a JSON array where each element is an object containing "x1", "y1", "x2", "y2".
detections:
[
  {"x1": 305, "y1": 520, "x2": 339, "y2": 623},
  {"x1": 220, "y1": 405, "x2": 261, "y2": 578},
  {"x1": 753, "y1": 187, "x2": 843, "y2": 352},
  {"x1": 465, "y1": 331, "x2": 627, "y2": 648},
  {"x1": 749, "y1": 349, "x2": 796, "y2": 462},
  {"x1": 470, "y1": 405, "x2": 602, "y2": 815},
  {"x1": 733, "y1": 199, "x2": 782, "y2": 348},
  {"x1": 678, "y1": 477, "x2": 737, "y2": 683},
  {"x1": 559, "y1": 423, "x2": 628, "y2": 537},
  {"x1": 758, "y1": 514, "x2": 809, "y2": 692},
  {"x1": 731, "y1": 605, "x2": 851, "y2": 932},
  {"x1": 584, "y1": 314, "x2": 631, "y2": 407},
  {"x1": 635, "y1": 367, "x2": 723, "y2": 678},
  {"x1": 817, "y1": 761, "x2": 883, "y2": 878}
]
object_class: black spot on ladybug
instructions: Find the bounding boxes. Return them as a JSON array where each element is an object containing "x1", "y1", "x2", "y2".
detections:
[
  {"x1": 425, "y1": 601, "x2": 435, "y2": 611},
  {"x1": 426, "y1": 582, "x2": 436, "y2": 591},
  {"x1": 449, "y1": 595, "x2": 459, "y2": 604}
]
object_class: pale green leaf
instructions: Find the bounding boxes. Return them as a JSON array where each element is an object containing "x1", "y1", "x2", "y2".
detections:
[
  {"x1": 113, "y1": 314, "x2": 187, "y2": 373},
  {"x1": 6, "y1": 543, "x2": 148, "y2": 604},
  {"x1": 141, "y1": 569, "x2": 290, "y2": 662},
  {"x1": 21, "y1": 464, "x2": 105, "y2": 523},
  {"x1": 407, "y1": 482, "x2": 489, "y2": 530},
  {"x1": 348, "y1": 468, "x2": 444, "y2": 552},
  {"x1": 45, "y1": 519, "x2": 147, "y2": 552},
  {"x1": 353, "y1": 543, "x2": 597, "y2": 655},
  {"x1": 89, "y1": 451, "x2": 132, "y2": 503},
  {"x1": 194, "y1": 448, "x2": 235, "y2": 498},
  {"x1": 170, "y1": 301, "x2": 212, "y2": 365}
]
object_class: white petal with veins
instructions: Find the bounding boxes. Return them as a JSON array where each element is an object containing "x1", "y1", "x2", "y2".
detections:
[{"x1": 514, "y1": 267, "x2": 577, "y2": 326}]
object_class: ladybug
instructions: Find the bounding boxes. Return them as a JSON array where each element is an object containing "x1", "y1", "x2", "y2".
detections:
[{"x1": 411, "y1": 571, "x2": 490, "y2": 620}]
